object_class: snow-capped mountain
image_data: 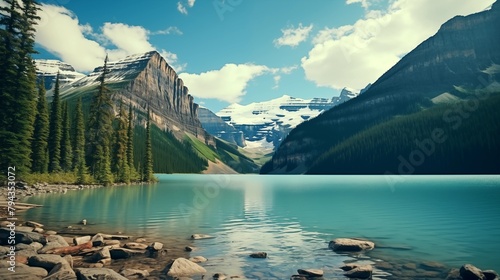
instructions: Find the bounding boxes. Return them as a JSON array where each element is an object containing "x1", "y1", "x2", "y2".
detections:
[
  {"x1": 213, "y1": 89, "x2": 358, "y2": 149},
  {"x1": 35, "y1": 59, "x2": 85, "y2": 90}
]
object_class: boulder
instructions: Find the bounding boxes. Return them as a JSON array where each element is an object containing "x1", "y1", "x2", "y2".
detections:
[
  {"x1": 189, "y1": 256, "x2": 208, "y2": 263},
  {"x1": 250, "y1": 252, "x2": 267, "y2": 259},
  {"x1": 120, "y1": 268, "x2": 150, "y2": 278},
  {"x1": 340, "y1": 264, "x2": 359, "y2": 271},
  {"x1": 344, "y1": 265, "x2": 373, "y2": 279},
  {"x1": 329, "y1": 238, "x2": 375, "y2": 252},
  {"x1": 45, "y1": 230, "x2": 58, "y2": 235},
  {"x1": 75, "y1": 268, "x2": 128, "y2": 280},
  {"x1": 150, "y1": 242, "x2": 164, "y2": 250},
  {"x1": 91, "y1": 234, "x2": 104, "y2": 246},
  {"x1": 44, "y1": 261, "x2": 77, "y2": 280},
  {"x1": 25, "y1": 221, "x2": 44, "y2": 228},
  {"x1": 79, "y1": 219, "x2": 87, "y2": 225},
  {"x1": 213, "y1": 273, "x2": 227, "y2": 279},
  {"x1": 103, "y1": 240, "x2": 121, "y2": 246},
  {"x1": 73, "y1": 235, "x2": 91, "y2": 245},
  {"x1": 28, "y1": 254, "x2": 65, "y2": 270},
  {"x1": 460, "y1": 264, "x2": 486, "y2": 280},
  {"x1": 16, "y1": 226, "x2": 35, "y2": 232},
  {"x1": 297, "y1": 269, "x2": 323, "y2": 277},
  {"x1": 110, "y1": 248, "x2": 144, "y2": 259},
  {"x1": 63, "y1": 255, "x2": 73, "y2": 269},
  {"x1": 483, "y1": 270, "x2": 499, "y2": 280},
  {"x1": 93, "y1": 247, "x2": 111, "y2": 262},
  {"x1": 0, "y1": 228, "x2": 46, "y2": 245},
  {"x1": 0, "y1": 263, "x2": 48, "y2": 279},
  {"x1": 39, "y1": 235, "x2": 70, "y2": 253},
  {"x1": 185, "y1": 246, "x2": 195, "y2": 252},
  {"x1": 135, "y1": 238, "x2": 147, "y2": 243},
  {"x1": 29, "y1": 242, "x2": 43, "y2": 251},
  {"x1": 33, "y1": 227, "x2": 44, "y2": 233},
  {"x1": 125, "y1": 242, "x2": 148, "y2": 250},
  {"x1": 164, "y1": 257, "x2": 207, "y2": 277},
  {"x1": 191, "y1": 234, "x2": 215, "y2": 240}
]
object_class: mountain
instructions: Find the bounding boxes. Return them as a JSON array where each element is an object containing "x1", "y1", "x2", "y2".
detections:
[
  {"x1": 211, "y1": 89, "x2": 357, "y2": 149},
  {"x1": 198, "y1": 107, "x2": 246, "y2": 147},
  {"x1": 35, "y1": 59, "x2": 85, "y2": 90},
  {"x1": 60, "y1": 51, "x2": 209, "y2": 144},
  {"x1": 262, "y1": 2, "x2": 500, "y2": 174},
  {"x1": 37, "y1": 51, "x2": 257, "y2": 174}
]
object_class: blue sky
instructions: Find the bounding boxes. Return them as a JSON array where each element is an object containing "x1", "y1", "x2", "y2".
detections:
[{"x1": 33, "y1": 0, "x2": 495, "y2": 112}]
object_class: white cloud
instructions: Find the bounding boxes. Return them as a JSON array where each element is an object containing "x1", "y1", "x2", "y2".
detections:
[
  {"x1": 273, "y1": 23, "x2": 313, "y2": 48},
  {"x1": 179, "y1": 64, "x2": 271, "y2": 103},
  {"x1": 273, "y1": 75, "x2": 281, "y2": 89},
  {"x1": 35, "y1": 4, "x2": 183, "y2": 73},
  {"x1": 151, "y1": 26, "x2": 183, "y2": 35},
  {"x1": 35, "y1": 5, "x2": 106, "y2": 72},
  {"x1": 302, "y1": 0, "x2": 496, "y2": 91},
  {"x1": 187, "y1": 0, "x2": 196, "y2": 8},
  {"x1": 346, "y1": 0, "x2": 372, "y2": 9},
  {"x1": 177, "y1": 2, "x2": 188, "y2": 15}
]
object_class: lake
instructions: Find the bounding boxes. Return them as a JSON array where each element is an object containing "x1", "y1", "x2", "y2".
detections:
[{"x1": 22, "y1": 175, "x2": 500, "y2": 279}]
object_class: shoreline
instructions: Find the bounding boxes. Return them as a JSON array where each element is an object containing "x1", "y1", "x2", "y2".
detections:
[{"x1": 1, "y1": 182, "x2": 498, "y2": 279}]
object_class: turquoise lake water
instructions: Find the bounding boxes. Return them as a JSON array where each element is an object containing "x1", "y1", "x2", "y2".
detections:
[{"x1": 23, "y1": 175, "x2": 500, "y2": 278}]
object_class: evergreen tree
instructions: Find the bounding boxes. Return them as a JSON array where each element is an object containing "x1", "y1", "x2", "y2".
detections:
[
  {"x1": 143, "y1": 107, "x2": 154, "y2": 182},
  {"x1": 72, "y1": 97, "x2": 87, "y2": 183},
  {"x1": 31, "y1": 79, "x2": 49, "y2": 173},
  {"x1": 60, "y1": 101, "x2": 73, "y2": 172},
  {"x1": 86, "y1": 55, "x2": 114, "y2": 185},
  {"x1": 112, "y1": 100, "x2": 130, "y2": 183},
  {"x1": 48, "y1": 73, "x2": 62, "y2": 172},
  {"x1": 127, "y1": 102, "x2": 137, "y2": 180},
  {"x1": 0, "y1": 0, "x2": 40, "y2": 177}
]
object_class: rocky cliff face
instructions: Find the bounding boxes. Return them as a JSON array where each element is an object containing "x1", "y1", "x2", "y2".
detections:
[
  {"x1": 60, "y1": 51, "x2": 212, "y2": 145},
  {"x1": 263, "y1": 3, "x2": 500, "y2": 174},
  {"x1": 198, "y1": 107, "x2": 246, "y2": 147}
]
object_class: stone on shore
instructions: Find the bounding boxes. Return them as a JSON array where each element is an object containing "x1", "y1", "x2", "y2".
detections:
[
  {"x1": 150, "y1": 241, "x2": 163, "y2": 251},
  {"x1": 28, "y1": 254, "x2": 65, "y2": 270},
  {"x1": 45, "y1": 230, "x2": 58, "y2": 235},
  {"x1": 73, "y1": 235, "x2": 91, "y2": 245},
  {"x1": 483, "y1": 270, "x2": 499, "y2": 280},
  {"x1": 93, "y1": 247, "x2": 111, "y2": 262},
  {"x1": 460, "y1": 264, "x2": 486, "y2": 280},
  {"x1": 30, "y1": 241, "x2": 43, "y2": 251},
  {"x1": 25, "y1": 221, "x2": 44, "y2": 228},
  {"x1": 103, "y1": 240, "x2": 121, "y2": 246},
  {"x1": 44, "y1": 261, "x2": 77, "y2": 280},
  {"x1": 250, "y1": 252, "x2": 267, "y2": 259},
  {"x1": 79, "y1": 219, "x2": 87, "y2": 225},
  {"x1": 120, "y1": 268, "x2": 150, "y2": 278},
  {"x1": 91, "y1": 234, "x2": 104, "y2": 247},
  {"x1": 110, "y1": 248, "x2": 145, "y2": 259},
  {"x1": 164, "y1": 257, "x2": 207, "y2": 277},
  {"x1": 329, "y1": 238, "x2": 375, "y2": 252},
  {"x1": 191, "y1": 234, "x2": 215, "y2": 240},
  {"x1": 124, "y1": 242, "x2": 148, "y2": 250},
  {"x1": 39, "y1": 235, "x2": 70, "y2": 253},
  {"x1": 75, "y1": 268, "x2": 128, "y2": 280},
  {"x1": 343, "y1": 264, "x2": 373, "y2": 279},
  {"x1": 0, "y1": 228, "x2": 46, "y2": 245},
  {"x1": 213, "y1": 272, "x2": 228, "y2": 279},
  {"x1": 0, "y1": 263, "x2": 48, "y2": 279},
  {"x1": 297, "y1": 268, "x2": 324, "y2": 277}
]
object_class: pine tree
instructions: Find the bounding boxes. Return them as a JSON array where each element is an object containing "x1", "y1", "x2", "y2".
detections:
[
  {"x1": 72, "y1": 97, "x2": 87, "y2": 183},
  {"x1": 31, "y1": 79, "x2": 49, "y2": 173},
  {"x1": 86, "y1": 55, "x2": 114, "y2": 185},
  {"x1": 0, "y1": 0, "x2": 40, "y2": 177},
  {"x1": 127, "y1": 102, "x2": 138, "y2": 181},
  {"x1": 48, "y1": 73, "x2": 62, "y2": 172},
  {"x1": 60, "y1": 101, "x2": 73, "y2": 172},
  {"x1": 143, "y1": 107, "x2": 154, "y2": 182},
  {"x1": 112, "y1": 100, "x2": 130, "y2": 183}
]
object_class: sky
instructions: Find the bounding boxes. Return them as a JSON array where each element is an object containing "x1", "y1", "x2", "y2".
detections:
[{"x1": 30, "y1": 0, "x2": 495, "y2": 112}]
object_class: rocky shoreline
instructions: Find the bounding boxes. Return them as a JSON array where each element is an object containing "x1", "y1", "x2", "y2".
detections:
[{"x1": 1, "y1": 183, "x2": 499, "y2": 279}]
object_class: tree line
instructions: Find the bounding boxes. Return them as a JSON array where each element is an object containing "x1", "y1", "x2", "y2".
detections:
[{"x1": 0, "y1": 0, "x2": 155, "y2": 184}]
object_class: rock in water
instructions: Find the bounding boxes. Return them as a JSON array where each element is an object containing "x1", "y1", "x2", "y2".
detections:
[
  {"x1": 250, "y1": 252, "x2": 267, "y2": 258},
  {"x1": 297, "y1": 268, "x2": 324, "y2": 277},
  {"x1": 344, "y1": 265, "x2": 373, "y2": 279},
  {"x1": 189, "y1": 256, "x2": 208, "y2": 263},
  {"x1": 75, "y1": 268, "x2": 128, "y2": 280},
  {"x1": 460, "y1": 264, "x2": 486, "y2": 280},
  {"x1": 329, "y1": 238, "x2": 375, "y2": 252},
  {"x1": 164, "y1": 257, "x2": 207, "y2": 277},
  {"x1": 483, "y1": 270, "x2": 499, "y2": 280},
  {"x1": 191, "y1": 234, "x2": 215, "y2": 240}
]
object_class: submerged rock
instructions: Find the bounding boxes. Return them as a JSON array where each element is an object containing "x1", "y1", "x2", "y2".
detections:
[
  {"x1": 120, "y1": 268, "x2": 150, "y2": 278},
  {"x1": 189, "y1": 256, "x2": 208, "y2": 263},
  {"x1": 297, "y1": 268, "x2": 324, "y2": 277},
  {"x1": 75, "y1": 268, "x2": 128, "y2": 280},
  {"x1": 344, "y1": 264, "x2": 373, "y2": 279},
  {"x1": 191, "y1": 234, "x2": 215, "y2": 240},
  {"x1": 329, "y1": 238, "x2": 375, "y2": 252}
]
